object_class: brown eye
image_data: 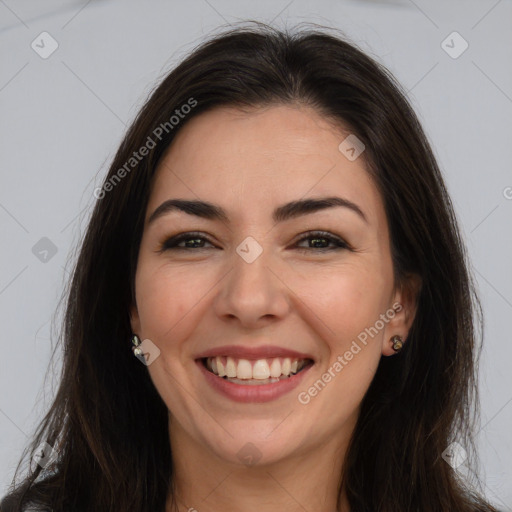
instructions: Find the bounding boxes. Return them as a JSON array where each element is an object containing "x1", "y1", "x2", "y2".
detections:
[
  {"x1": 159, "y1": 232, "x2": 216, "y2": 252},
  {"x1": 294, "y1": 231, "x2": 349, "y2": 253}
]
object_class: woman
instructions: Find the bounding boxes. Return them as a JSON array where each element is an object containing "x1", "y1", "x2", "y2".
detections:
[{"x1": 1, "y1": 22, "x2": 500, "y2": 512}]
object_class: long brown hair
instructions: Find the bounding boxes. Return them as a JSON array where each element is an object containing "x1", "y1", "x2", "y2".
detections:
[{"x1": 1, "y1": 21, "x2": 498, "y2": 512}]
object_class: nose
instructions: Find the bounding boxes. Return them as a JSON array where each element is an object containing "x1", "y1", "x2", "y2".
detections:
[{"x1": 212, "y1": 243, "x2": 291, "y2": 329}]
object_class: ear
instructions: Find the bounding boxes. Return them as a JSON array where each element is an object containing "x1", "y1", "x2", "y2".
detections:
[
  {"x1": 130, "y1": 302, "x2": 141, "y2": 336},
  {"x1": 382, "y1": 273, "x2": 422, "y2": 356}
]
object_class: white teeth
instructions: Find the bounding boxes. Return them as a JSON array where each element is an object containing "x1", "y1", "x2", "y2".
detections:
[
  {"x1": 269, "y1": 358, "x2": 281, "y2": 378},
  {"x1": 205, "y1": 356, "x2": 309, "y2": 380},
  {"x1": 217, "y1": 359, "x2": 226, "y2": 377},
  {"x1": 226, "y1": 357, "x2": 237, "y2": 378},
  {"x1": 252, "y1": 360, "x2": 270, "y2": 380},
  {"x1": 236, "y1": 359, "x2": 252, "y2": 379}
]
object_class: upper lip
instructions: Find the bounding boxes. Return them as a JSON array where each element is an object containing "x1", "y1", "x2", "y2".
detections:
[{"x1": 195, "y1": 344, "x2": 315, "y2": 361}]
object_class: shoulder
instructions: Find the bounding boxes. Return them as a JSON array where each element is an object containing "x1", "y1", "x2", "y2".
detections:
[
  {"x1": 22, "y1": 505, "x2": 53, "y2": 512},
  {"x1": 0, "y1": 501, "x2": 52, "y2": 512}
]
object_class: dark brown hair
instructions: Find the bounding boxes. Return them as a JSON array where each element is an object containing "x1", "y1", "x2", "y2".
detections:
[{"x1": 1, "y1": 21, "x2": 498, "y2": 512}]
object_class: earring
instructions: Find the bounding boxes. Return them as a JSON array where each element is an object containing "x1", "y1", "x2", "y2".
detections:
[
  {"x1": 391, "y1": 335, "x2": 404, "y2": 353},
  {"x1": 131, "y1": 334, "x2": 143, "y2": 356}
]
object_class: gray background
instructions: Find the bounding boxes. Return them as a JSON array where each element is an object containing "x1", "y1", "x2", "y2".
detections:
[{"x1": 1, "y1": 0, "x2": 511, "y2": 509}]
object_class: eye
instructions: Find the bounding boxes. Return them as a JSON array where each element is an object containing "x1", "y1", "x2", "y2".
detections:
[
  {"x1": 157, "y1": 230, "x2": 350, "y2": 253},
  {"x1": 293, "y1": 230, "x2": 350, "y2": 253},
  {"x1": 158, "y1": 232, "x2": 216, "y2": 252}
]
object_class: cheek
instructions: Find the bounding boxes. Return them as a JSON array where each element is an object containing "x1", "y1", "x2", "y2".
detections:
[
  {"x1": 134, "y1": 265, "x2": 211, "y2": 407},
  {"x1": 297, "y1": 260, "x2": 388, "y2": 346},
  {"x1": 135, "y1": 263, "x2": 210, "y2": 341},
  {"x1": 296, "y1": 266, "x2": 386, "y2": 418},
  {"x1": 294, "y1": 260, "x2": 390, "y2": 408}
]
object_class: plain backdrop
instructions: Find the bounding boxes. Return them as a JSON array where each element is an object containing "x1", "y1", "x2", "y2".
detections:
[{"x1": 1, "y1": 0, "x2": 511, "y2": 509}]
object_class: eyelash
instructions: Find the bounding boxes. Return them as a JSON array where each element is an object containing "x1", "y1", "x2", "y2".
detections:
[{"x1": 158, "y1": 230, "x2": 350, "y2": 254}]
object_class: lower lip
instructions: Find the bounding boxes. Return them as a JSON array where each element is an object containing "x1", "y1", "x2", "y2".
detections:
[{"x1": 196, "y1": 359, "x2": 313, "y2": 403}]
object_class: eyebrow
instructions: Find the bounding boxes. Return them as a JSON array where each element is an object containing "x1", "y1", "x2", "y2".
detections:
[{"x1": 147, "y1": 196, "x2": 368, "y2": 226}]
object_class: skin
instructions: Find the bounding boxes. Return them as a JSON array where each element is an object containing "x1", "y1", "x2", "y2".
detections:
[{"x1": 130, "y1": 104, "x2": 421, "y2": 512}]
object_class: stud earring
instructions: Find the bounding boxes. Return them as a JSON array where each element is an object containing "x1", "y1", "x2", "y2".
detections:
[
  {"x1": 131, "y1": 334, "x2": 143, "y2": 357},
  {"x1": 391, "y1": 335, "x2": 404, "y2": 353}
]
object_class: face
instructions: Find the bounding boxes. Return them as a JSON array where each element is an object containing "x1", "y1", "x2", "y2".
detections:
[{"x1": 130, "y1": 104, "x2": 415, "y2": 467}]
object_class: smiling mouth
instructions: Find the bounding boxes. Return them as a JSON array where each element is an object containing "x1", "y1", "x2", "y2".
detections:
[{"x1": 200, "y1": 356, "x2": 314, "y2": 385}]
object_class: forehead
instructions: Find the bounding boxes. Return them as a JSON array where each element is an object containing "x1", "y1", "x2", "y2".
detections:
[{"x1": 148, "y1": 105, "x2": 385, "y2": 229}]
